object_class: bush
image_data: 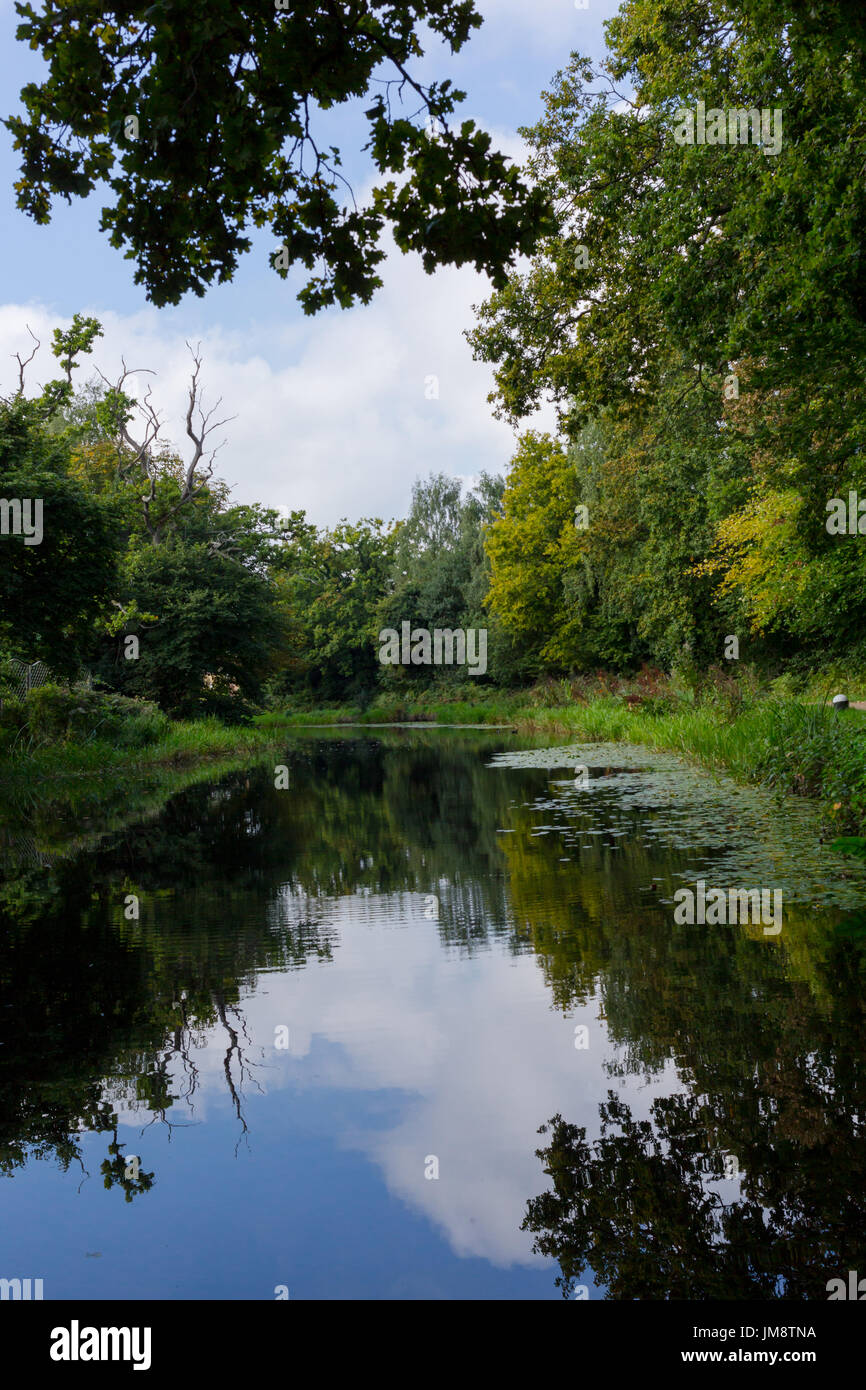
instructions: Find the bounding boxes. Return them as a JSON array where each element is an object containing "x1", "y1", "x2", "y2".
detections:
[
  {"x1": 180, "y1": 689, "x2": 255, "y2": 726},
  {"x1": 1, "y1": 683, "x2": 169, "y2": 749},
  {"x1": 0, "y1": 696, "x2": 28, "y2": 752}
]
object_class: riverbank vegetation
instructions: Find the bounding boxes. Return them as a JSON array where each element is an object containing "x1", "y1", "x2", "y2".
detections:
[
  {"x1": 258, "y1": 670, "x2": 866, "y2": 835},
  {"x1": 0, "y1": 680, "x2": 283, "y2": 849},
  {"x1": 3, "y1": 5, "x2": 866, "y2": 832}
]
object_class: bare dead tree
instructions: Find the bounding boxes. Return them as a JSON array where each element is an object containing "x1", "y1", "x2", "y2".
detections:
[
  {"x1": 147, "y1": 342, "x2": 236, "y2": 544},
  {"x1": 98, "y1": 342, "x2": 236, "y2": 544},
  {"x1": 95, "y1": 357, "x2": 160, "y2": 475},
  {"x1": 11, "y1": 325, "x2": 40, "y2": 395}
]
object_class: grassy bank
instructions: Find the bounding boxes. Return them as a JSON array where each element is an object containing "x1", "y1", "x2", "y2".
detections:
[
  {"x1": 0, "y1": 683, "x2": 284, "y2": 788},
  {"x1": 0, "y1": 716, "x2": 281, "y2": 780},
  {"x1": 0, "y1": 719, "x2": 287, "y2": 878},
  {"x1": 255, "y1": 697, "x2": 520, "y2": 727},
  {"x1": 5, "y1": 674, "x2": 866, "y2": 836},
  {"x1": 0, "y1": 716, "x2": 284, "y2": 840},
  {"x1": 262, "y1": 683, "x2": 866, "y2": 834},
  {"x1": 514, "y1": 698, "x2": 866, "y2": 827}
]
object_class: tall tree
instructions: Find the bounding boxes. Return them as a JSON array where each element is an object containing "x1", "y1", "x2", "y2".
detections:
[
  {"x1": 468, "y1": 1, "x2": 866, "y2": 673},
  {"x1": 271, "y1": 511, "x2": 395, "y2": 703},
  {"x1": 0, "y1": 397, "x2": 119, "y2": 674},
  {"x1": 378, "y1": 471, "x2": 508, "y2": 685},
  {"x1": 468, "y1": 2, "x2": 866, "y2": 431}
]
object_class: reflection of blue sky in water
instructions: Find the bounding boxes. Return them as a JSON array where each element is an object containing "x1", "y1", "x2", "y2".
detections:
[
  {"x1": 1, "y1": 885, "x2": 673, "y2": 1299},
  {"x1": 226, "y1": 891, "x2": 678, "y2": 1266},
  {"x1": 10, "y1": 731, "x2": 830, "y2": 1300},
  {"x1": 127, "y1": 889, "x2": 677, "y2": 1290}
]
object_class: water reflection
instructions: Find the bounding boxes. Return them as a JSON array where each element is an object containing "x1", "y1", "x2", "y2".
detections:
[{"x1": 0, "y1": 731, "x2": 864, "y2": 1298}]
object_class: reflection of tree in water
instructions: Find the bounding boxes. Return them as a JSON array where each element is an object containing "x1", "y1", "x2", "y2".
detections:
[
  {"x1": 132, "y1": 987, "x2": 265, "y2": 1157},
  {"x1": 100, "y1": 1123, "x2": 155, "y2": 1202},
  {"x1": 525, "y1": 1082, "x2": 866, "y2": 1299},
  {"x1": 0, "y1": 894, "x2": 268, "y2": 1192},
  {"x1": 497, "y1": 764, "x2": 866, "y2": 1298},
  {"x1": 0, "y1": 734, "x2": 523, "y2": 1193},
  {"x1": 6, "y1": 727, "x2": 866, "y2": 1249},
  {"x1": 0, "y1": 798, "x2": 298, "y2": 1189},
  {"x1": 213, "y1": 991, "x2": 266, "y2": 1154}
]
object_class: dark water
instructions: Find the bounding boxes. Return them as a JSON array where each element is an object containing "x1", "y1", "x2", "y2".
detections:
[{"x1": 1, "y1": 729, "x2": 865, "y2": 1300}]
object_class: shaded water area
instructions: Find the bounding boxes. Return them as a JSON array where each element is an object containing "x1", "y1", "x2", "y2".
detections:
[{"x1": 1, "y1": 728, "x2": 866, "y2": 1300}]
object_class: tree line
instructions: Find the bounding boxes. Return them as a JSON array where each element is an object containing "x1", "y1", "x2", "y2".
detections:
[
  {"x1": 5, "y1": 2, "x2": 866, "y2": 716},
  {"x1": 469, "y1": 1, "x2": 866, "y2": 680},
  {"x1": 0, "y1": 317, "x2": 517, "y2": 714}
]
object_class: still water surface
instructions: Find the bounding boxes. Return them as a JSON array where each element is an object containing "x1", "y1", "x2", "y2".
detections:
[{"x1": 2, "y1": 729, "x2": 865, "y2": 1299}]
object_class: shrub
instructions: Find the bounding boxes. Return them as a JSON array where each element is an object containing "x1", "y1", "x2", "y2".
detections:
[
  {"x1": 0, "y1": 696, "x2": 28, "y2": 752},
  {"x1": 5, "y1": 684, "x2": 169, "y2": 749}
]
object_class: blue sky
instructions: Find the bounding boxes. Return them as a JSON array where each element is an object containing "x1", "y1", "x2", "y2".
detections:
[{"x1": 0, "y1": 0, "x2": 623, "y2": 524}]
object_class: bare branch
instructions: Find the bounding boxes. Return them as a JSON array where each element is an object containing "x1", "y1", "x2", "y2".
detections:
[
  {"x1": 96, "y1": 360, "x2": 166, "y2": 537},
  {"x1": 182, "y1": 340, "x2": 236, "y2": 501},
  {"x1": 96, "y1": 358, "x2": 160, "y2": 470},
  {"x1": 12, "y1": 325, "x2": 40, "y2": 394},
  {"x1": 97, "y1": 344, "x2": 235, "y2": 543}
]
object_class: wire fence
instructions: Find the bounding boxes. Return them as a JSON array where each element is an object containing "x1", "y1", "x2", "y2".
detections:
[
  {"x1": 0, "y1": 830, "x2": 55, "y2": 869},
  {"x1": 0, "y1": 658, "x2": 92, "y2": 710},
  {"x1": 4, "y1": 659, "x2": 52, "y2": 699}
]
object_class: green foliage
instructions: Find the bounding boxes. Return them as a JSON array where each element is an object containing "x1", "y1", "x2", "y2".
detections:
[
  {"x1": 485, "y1": 428, "x2": 643, "y2": 673},
  {"x1": 38, "y1": 314, "x2": 104, "y2": 415},
  {"x1": 5, "y1": 1, "x2": 549, "y2": 309},
  {"x1": 268, "y1": 511, "x2": 395, "y2": 705},
  {"x1": 466, "y1": 2, "x2": 866, "y2": 675},
  {"x1": 0, "y1": 683, "x2": 168, "y2": 751},
  {"x1": 0, "y1": 396, "x2": 120, "y2": 674},
  {"x1": 470, "y1": 3, "x2": 866, "y2": 426},
  {"x1": 377, "y1": 471, "x2": 512, "y2": 686},
  {"x1": 831, "y1": 837, "x2": 866, "y2": 861},
  {"x1": 756, "y1": 701, "x2": 866, "y2": 829},
  {"x1": 98, "y1": 534, "x2": 281, "y2": 721},
  {"x1": 11, "y1": 0, "x2": 866, "y2": 767},
  {"x1": 4, "y1": 321, "x2": 301, "y2": 727}
]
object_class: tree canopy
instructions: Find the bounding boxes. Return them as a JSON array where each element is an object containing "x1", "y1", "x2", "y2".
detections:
[
  {"x1": 6, "y1": 0, "x2": 550, "y2": 309},
  {"x1": 9, "y1": 0, "x2": 866, "y2": 704},
  {"x1": 0, "y1": 396, "x2": 120, "y2": 674},
  {"x1": 466, "y1": 0, "x2": 866, "y2": 673}
]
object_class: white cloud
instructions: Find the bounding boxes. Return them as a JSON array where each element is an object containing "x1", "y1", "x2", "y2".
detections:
[{"x1": 0, "y1": 231, "x2": 554, "y2": 527}]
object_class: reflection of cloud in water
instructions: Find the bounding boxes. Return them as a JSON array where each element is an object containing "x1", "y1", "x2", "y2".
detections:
[{"x1": 128, "y1": 890, "x2": 678, "y2": 1267}]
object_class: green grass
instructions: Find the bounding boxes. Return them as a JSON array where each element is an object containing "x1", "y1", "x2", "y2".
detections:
[
  {"x1": 510, "y1": 698, "x2": 866, "y2": 833},
  {"x1": 510, "y1": 697, "x2": 773, "y2": 778},
  {"x1": 0, "y1": 716, "x2": 282, "y2": 786},
  {"x1": 256, "y1": 697, "x2": 520, "y2": 727},
  {"x1": 265, "y1": 685, "x2": 866, "y2": 833},
  {"x1": 0, "y1": 716, "x2": 287, "y2": 854},
  {"x1": 6, "y1": 675, "x2": 866, "y2": 837}
]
